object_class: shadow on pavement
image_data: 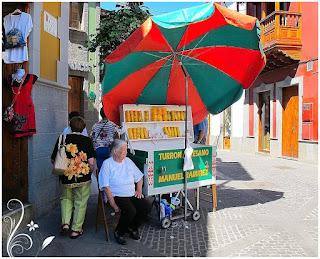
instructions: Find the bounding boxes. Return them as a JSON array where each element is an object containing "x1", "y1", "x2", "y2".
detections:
[
  {"x1": 217, "y1": 187, "x2": 284, "y2": 209},
  {"x1": 216, "y1": 158, "x2": 254, "y2": 181},
  {"x1": 213, "y1": 158, "x2": 284, "y2": 210}
]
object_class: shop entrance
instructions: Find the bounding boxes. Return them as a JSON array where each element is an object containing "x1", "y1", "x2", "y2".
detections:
[
  {"x1": 68, "y1": 76, "x2": 84, "y2": 115},
  {"x1": 282, "y1": 85, "x2": 299, "y2": 158},
  {"x1": 223, "y1": 107, "x2": 231, "y2": 150},
  {"x1": 258, "y1": 91, "x2": 270, "y2": 152}
]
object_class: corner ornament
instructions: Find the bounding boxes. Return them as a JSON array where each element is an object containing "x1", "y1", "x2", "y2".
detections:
[{"x1": 4, "y1": 199, "x2": 55, "y2": 257}]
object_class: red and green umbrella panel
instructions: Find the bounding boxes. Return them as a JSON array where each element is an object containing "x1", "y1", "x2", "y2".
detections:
[{"x1": 102, "y1": 3, "x2": 266, "y2": 125}]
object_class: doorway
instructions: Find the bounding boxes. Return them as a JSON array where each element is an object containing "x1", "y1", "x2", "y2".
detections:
[
  {"x1": 266, "y1": 3, "x2": 275, "y2": 16},
  {"x1": 282, "y1": 85, "x2": 298, "y2": 158},
  {"x1": 223, "y1": 107, "x2": 231, "y2": 150},
  {"x1": 258, "y1": 91, "x2": 270, "y2": 152},
  {"x1": 68, "y1": 76, "x2": 84, "y2": 115}
]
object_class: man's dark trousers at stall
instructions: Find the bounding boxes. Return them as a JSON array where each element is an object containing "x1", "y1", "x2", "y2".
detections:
[{"x1": 114, "y1": 196, "x2": 150, "y2": 238}]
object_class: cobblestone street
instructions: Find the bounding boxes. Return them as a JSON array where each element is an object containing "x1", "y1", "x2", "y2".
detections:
[
  {"x1": 138, "y1": 150, "x2": 318, "y2": 257},
  {"x1": 6, "y1": 150, "x2": 317, "y2": 257}
]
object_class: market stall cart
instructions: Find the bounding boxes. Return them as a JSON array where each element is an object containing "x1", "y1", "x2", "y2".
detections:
[{"x1": 121, "y1": 104, "x2": 216, "y2": 228}]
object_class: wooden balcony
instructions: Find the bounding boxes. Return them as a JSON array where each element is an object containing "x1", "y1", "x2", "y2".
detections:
[{"x1": 260, "y1": 11, "x2": 302, "y2": 71}]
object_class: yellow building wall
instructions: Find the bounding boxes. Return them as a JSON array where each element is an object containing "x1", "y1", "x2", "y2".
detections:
[{"x1": 40, "y1": 3, "x2": 61, "y2": 81}]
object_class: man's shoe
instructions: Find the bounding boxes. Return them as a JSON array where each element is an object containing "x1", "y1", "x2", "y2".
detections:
[
  {"x1": 128, "y1": 228, "x2": 141, "y2": 240},
  {"x1": 114, "y1": 231, "x2": 127, "y2": 245}
]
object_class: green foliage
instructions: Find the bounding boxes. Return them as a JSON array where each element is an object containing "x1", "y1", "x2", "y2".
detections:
[{"x1": 88, "y1": 2, "x2": 150, "y2": 63}]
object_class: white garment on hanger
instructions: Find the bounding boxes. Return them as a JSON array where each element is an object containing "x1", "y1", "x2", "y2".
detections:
[{"x1": 3, "y1": 12, "x2": 33, "y2": 64}]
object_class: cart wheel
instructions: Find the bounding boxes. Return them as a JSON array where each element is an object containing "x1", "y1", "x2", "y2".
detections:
[
  {"x1": 192, "y1": 210, "x2": 201, "y2": 221},
  {"x1": 161, "y1": 217, "x2": 172, "y2": 229}
]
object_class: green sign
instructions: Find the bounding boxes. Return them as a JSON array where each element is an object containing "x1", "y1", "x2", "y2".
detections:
[{"x1": 154, "y1": 147, "x2": 212, "y2": 188}]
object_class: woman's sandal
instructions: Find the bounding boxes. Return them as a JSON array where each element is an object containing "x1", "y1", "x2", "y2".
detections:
[
  {"x1": 60, "y1": 224, "x2": 70, "y2": 235},
  {"x1": 70, "y1": 229, "x2": 83, "y2": 239}
]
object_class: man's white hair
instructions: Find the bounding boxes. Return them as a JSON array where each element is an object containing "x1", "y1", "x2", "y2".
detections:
[{"x1": 111, "y1": 139, "x2": 127, "y2": 155}]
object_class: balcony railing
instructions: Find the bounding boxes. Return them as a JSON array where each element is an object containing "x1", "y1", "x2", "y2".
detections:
[{"x1": 260, "y1": 11, "x2": 302, "y2": 59}]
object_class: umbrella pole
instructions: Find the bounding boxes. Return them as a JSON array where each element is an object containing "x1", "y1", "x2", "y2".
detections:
[{"x1": 181, "y1": 64, "x2": 188, "y2": 221}]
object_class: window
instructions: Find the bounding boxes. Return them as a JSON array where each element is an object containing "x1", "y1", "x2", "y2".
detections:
[
  {"x1": 69, "y1": 3, "x2": 83, "y2": 30},
  {"x1": 307, "y1": 61, "x2": 314, "y2": 72},
  {"x1": 280, "y1": 2, "x2": 289, "y2": 11},
  {"x1": 250, "y1": 2, "x2": 261, "y2": 20}
]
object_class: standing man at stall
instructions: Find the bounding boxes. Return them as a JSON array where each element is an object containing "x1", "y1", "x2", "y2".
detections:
[{"x1": 194, "y1": 117, "x2": 208, "y2": 144}]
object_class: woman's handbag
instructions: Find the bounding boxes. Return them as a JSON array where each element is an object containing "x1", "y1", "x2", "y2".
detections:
[
  {"x1": 3, "y1": 105, "x2": 15, "y2": 122},
  {"x1": 52, "y1": 134, "x2": 69, "y2": 176}
]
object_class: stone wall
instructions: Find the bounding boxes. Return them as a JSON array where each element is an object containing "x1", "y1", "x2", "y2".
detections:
[
  {"x1": 28, "y1": 79, "x2": 69, "y2": 217},
  {"x1": 26, "y1": 2, "x2": 70, "y2": 217}
]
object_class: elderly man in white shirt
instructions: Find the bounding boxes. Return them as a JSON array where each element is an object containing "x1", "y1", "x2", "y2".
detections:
[{"x1": 99, "y1": 139, "x2": 150, "y2": 245}]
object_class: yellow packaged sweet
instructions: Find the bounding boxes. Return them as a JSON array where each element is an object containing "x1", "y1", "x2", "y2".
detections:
[
  {"x1": 166, "y1": 127, "x2": 171, "y2": 137},
  {"x1": 175, "y1": 111, "x2": 180, "y2": 121},
  {"x1": 143, "y1": 128, "x2": 147, "y2": 139},
  {"x1": 128, "y1": 111, "x2": 133, "y2": 122},
  {"x1": 144, "y1": 111, "x2": 149, "y2": 121},
  {"x1": 144, "y1": 128, "x2": 149, "y2": 139},
  {"x1": 163, "y1": 127, "x2": 168, "y2": 136},
  {"x1": 137, "y1": 128, "x2": 141, "y2": 139},
  {"x1": 179, "y1": 111, "x2": 183, "y2": 120},
  {"x1": 125, "y1": 111, "x2": 131, "y2": 122},
  {"x1": 152, "y1": 113, "x2": 157, "y2": 121},
  {"x1": 131, "y1": 111, "x2": 135, "y2": 122},
  {"x1": 177, "y1": 127, "x2": 180, "y2": 137},
  {"x1": 171, "y1": 111, "x2": 176, "y2": 121},
  {"x1": 129, "y1": 111, "x2": 133, "y2": 122},
  {"x1": 163, "y1": 112, "x2": 168, "y2": 121},
  {"x1": 138, "y1": 111, "x2": 142, "y2": 122},
  {"x1": 133, "y1": 128, "x2": 137, "y2": 139},
  {"x1": 134, "y1": 111, "x2": 139, "y2": 122},
  {"x1": 128, "y1": 128, "x2": 133, "y2": 139},
  {"x1": 161, "y1": 107, "x2": 166, "y2": 116},
  {"x1": 178, "y1": 111, "x2": 182, "y2": 121},
  {"x1": 167, "y1": 111, "x2": 171, "y2": 121},
  {"x1": 151, "y1": 107, "x2": 157, "y2": 121},
  {"x1": 173, "y1": 127, "x2": 177, "y2": 137},
  {"x1": 143, "y1": 128, "x2": 149, "y2": 139}
]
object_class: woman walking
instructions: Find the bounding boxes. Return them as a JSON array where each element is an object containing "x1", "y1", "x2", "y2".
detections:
[{"x1": 51, "y1": 116, "x2": 96, "y2": 238}]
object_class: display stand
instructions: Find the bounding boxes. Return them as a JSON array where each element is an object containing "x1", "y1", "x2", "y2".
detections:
[{"x1": 120, "y1": 104, "x2": 217, "y2": 228}]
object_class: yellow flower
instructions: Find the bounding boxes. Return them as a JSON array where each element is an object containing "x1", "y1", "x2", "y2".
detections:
[
  {"x1": 66, "y1": 144, "x2": 78, "y2": 157},
  {"x1": 64, "y1": 168, "x2": 74, "y2": 180},
  {"x1": 73, "y1": 156, "x2": 82, "y2": 165},
  {"x1": 80, "y1": 163, "x2": 90, "y2": 175},
  {"x1": 78, "y1": 151, "x2": 87, "y2": 161}
]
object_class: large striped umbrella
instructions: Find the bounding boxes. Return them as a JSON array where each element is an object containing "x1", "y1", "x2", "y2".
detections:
[{"x1": 102, "y1": 3, "x2": 266, "y2": 125}]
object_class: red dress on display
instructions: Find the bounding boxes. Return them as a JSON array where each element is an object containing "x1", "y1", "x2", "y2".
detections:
[{"x1": 11, "y1": 74, "x2": 37, "y2": 138}]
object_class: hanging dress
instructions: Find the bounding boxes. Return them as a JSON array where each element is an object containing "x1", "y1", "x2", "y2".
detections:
[{"x1": 11, "y1": 74, "x2": 37, "y2": 138}]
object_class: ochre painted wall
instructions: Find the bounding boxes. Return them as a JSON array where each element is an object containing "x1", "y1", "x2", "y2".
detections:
[{"x1": 40, "y1": 3, "x2": 61, "y2": 81}]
